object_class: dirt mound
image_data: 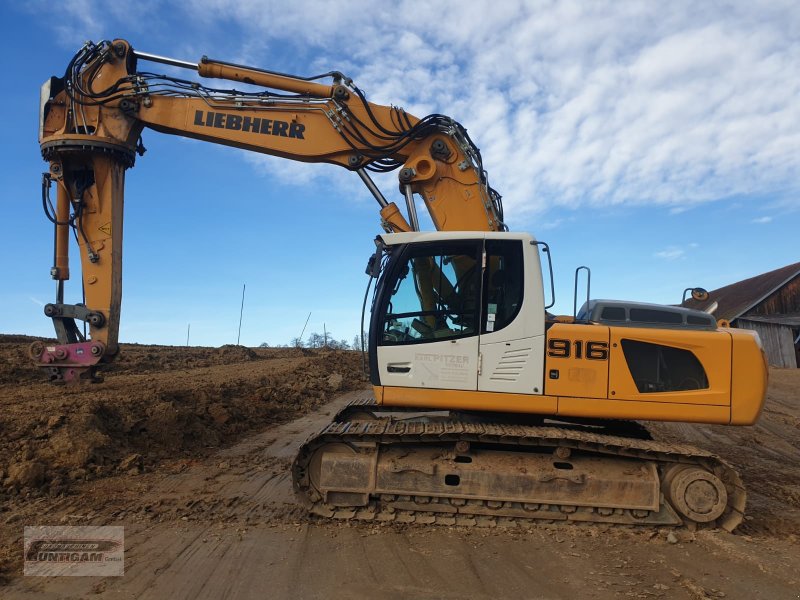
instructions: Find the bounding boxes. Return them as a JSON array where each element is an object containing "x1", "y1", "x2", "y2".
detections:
[
  {"x1": 0, "y1": 334, "x2": 55, "y2": 345},
  {"x1": 102, "y1": 344, "x2": 266, "y2": 376},
  {"x1": 0, "y1": 336, "x2": 367, "y2": 499},
  {"x1": 215, "y1": 344, "x2": 259, "y2": 361}
]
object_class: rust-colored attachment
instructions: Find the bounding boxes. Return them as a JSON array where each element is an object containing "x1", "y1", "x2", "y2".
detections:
[{"x1": 30, "y1": 341, "x2": 106, "y2": 384}]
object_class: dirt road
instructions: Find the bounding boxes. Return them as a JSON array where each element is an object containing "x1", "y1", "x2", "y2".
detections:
[{"x1": 1, "y1": 338, "x2": 799, "y2": 599}]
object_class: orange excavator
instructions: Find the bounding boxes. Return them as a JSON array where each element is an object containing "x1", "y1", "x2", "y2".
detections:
[{"x1": 36, "y1": 40, "x2": 767, "y2": 530}]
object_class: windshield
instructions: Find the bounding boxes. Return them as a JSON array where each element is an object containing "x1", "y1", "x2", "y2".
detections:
[{"x1": 378, "y1": 241, "x2": 480, "y2": 345}]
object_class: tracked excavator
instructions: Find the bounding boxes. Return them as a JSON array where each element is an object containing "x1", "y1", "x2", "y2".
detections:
[{"x1": 35, "y1": 40, "x2": 767, "y2": 531}]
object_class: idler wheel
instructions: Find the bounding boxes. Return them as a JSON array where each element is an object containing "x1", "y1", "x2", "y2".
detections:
[{"x1": 666, "y1": 466, "x2": 727, "y2": 523}]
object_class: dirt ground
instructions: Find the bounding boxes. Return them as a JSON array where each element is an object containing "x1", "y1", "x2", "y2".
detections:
[{"x1": 1, "y1": 334, "x2": 799, "y2": 599}]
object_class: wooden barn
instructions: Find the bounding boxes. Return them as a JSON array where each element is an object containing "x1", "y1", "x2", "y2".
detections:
[{"x1": 685, "y1": 261, "x2": 800, "y2": 368}]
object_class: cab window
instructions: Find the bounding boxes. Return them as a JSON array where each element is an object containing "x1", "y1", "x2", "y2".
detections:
[
  {"x1": 482, "y1": 240, "x2": 524, "y2": 334},
  {"x1": 381, "y1": 242, "x2": 480, "y2": 345}
]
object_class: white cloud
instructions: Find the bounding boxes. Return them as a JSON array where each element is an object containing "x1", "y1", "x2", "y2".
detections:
[
  {"x1": 28, "y1": 1, "x2": 800, "y2": 226},
  {"x1": 537, "y1": 218, "x2": 565, "y2": 231},
  {"x1": 655, "y1": 247, "x2": 686, "y2": 260},
  {"x1": 24, "y1": 0, "x2": 160, "y2": 45},
  {"x1": 186, "y1": 0, "x2": 800, "y2": 223},
  {"x1": 751, "y1": 216, "x2": 773, "y2": 224},
  {"x1": 669, "y1": 206, "x2": 692, "y2": 215}
]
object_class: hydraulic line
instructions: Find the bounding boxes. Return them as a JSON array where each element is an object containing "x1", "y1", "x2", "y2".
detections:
[{"x1": 58, "y1": 40, "x2": 505, "y2": 225}]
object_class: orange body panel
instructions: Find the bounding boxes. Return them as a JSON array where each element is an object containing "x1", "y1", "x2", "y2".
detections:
[
  {"x1": 606, "y1": 326, "x2": 732, "y2": 406},
  {"x1": 376, "y1": 322, "x2": 767, "y2": 426},
  {"x1": 556, "y1": 397, "x2": 730, "y2": 424},
  {"x1": 730, "y1": 328, "x2": 769, "y2": 424},
  {"x1": 376, "y1": 386, "x2": 733, "y2": 424},
  {"x1": 543, "y1": 323, "x2": 610, "y2": 399},
  {"x1": 376, "y1": 385, "x2": 558, "y2": 415}
]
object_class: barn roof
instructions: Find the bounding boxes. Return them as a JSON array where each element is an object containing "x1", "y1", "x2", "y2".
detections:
[
  {"x1": 684, "y1": 261, "x2": 800, "y2": 321},
  {"x1": 738, "y1": 314, "x2": 800, "y2": 327}
]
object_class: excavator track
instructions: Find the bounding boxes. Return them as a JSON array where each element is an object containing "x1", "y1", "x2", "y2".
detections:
[
  {"x1": 292, "y1": 412, "x2": 746, "y2": 532},
  {"x1": 334, "y1": 396, "x2": 654, "y2": 439}
]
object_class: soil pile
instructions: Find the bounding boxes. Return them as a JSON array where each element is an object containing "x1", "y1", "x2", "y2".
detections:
[{"x1": 0, "y1": 336, "x2": 367, "y2": 499}]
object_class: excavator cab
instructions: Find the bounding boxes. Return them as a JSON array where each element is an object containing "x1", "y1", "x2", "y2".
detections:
[
  {"x1": 367, "y1": 231, "x2": 767, "y2": 429},
  {"x1": 368, "y1": 232, "x2": 548, "y2": 396}
]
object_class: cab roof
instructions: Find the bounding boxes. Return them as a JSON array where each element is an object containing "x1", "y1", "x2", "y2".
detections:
[{"x1": 378, "y1": 231, "x2": 535, "y2": 246}]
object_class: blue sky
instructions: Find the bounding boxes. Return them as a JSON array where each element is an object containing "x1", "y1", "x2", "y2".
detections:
[{"x1": 1, "y1": 1, "x2": 798, "y2": 347}]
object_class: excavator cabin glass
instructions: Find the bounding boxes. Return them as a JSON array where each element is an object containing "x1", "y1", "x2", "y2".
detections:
[
  {"x1": 375, "y1": 239, "x2": 525, "y2": 345},
  {"x1": 380, "y1": 241, "x2": 481, "y2": 344},
  {"x1": 482, "y1": 240, "x2": 525, "y2": 334}
]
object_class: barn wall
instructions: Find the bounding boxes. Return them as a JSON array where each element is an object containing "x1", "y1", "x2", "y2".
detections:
[
  {"x1": 744, "y1": 274, "x2": 800, "y2": 317},
  {"x1": 737, "y1": 319, "x2": 797, "y2": 368}
]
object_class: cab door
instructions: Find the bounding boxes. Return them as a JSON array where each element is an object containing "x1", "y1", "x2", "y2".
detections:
[
  {"x1": 375, "y1": 240, "x2": 481, "y2": 391},
  {"x1": 478, "y1": 238, "x2": 547, "y2": 395}
]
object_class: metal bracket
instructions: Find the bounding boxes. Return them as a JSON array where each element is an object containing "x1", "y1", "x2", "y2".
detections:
[{"x1": 44, "y1": 303, "x2": 105, "y2": 345}]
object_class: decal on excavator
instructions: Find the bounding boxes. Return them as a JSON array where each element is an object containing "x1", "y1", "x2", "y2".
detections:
[
  {"x1": 192, "y1": 110, "x2": 305, "y2": 139},
  {"x1": 547, "y1": 339, "x2": 609, "y2": 360}
]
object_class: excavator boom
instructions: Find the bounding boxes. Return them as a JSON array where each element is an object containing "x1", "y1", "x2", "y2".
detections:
[{"x1": 35, "y1": 39, "x2": 503, "y2": 381}]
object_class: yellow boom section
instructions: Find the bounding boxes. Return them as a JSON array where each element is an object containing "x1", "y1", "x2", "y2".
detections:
[{"x1": 35, "y1": 39, "x2": 504, "y2": 381}]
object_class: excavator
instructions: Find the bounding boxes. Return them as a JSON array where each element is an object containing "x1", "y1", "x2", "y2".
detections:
[{"x1": 35, "y1": 39, "x2": 768, "y2": 531}]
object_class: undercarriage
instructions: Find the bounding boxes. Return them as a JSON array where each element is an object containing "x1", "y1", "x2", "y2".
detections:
[{"x1": 292, "y1": 398, "x2": 745, "y2": 531}]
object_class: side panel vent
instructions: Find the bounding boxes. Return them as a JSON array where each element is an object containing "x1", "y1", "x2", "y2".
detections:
[
  {"x1": 489, "y1": 347, "x2": 532, "y2": 382},
  {"x1": 621, "y1": 339, "x2": 709, "y2": 393}
]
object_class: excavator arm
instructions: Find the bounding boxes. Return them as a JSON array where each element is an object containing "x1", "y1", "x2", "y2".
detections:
[{"x1": 34, "y1": 39, "x2": 504, "y2": 382}]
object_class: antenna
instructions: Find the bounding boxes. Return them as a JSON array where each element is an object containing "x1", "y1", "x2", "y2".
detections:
[
  {"x1": 236, "y1": 283, "x2": 246, "y2": 345},
  {"x1": 298, "y1": 312, "x2": 311, "y2": 346}
]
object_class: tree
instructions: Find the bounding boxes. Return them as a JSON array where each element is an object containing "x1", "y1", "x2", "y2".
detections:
[
  {"x1": 353, "y1": 331, "x2": 369, "y2": 352},
  {"x1": 307, "y1": 332, "x2": 326, "y2": 349},
  {"x1": 325, "y1": 338, "x2": 349, "y2": 350}
]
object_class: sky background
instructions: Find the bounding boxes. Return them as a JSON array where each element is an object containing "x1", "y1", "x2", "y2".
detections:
[{"x1": 1, "y1": 1, "x2": 798, "y2": 348}]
